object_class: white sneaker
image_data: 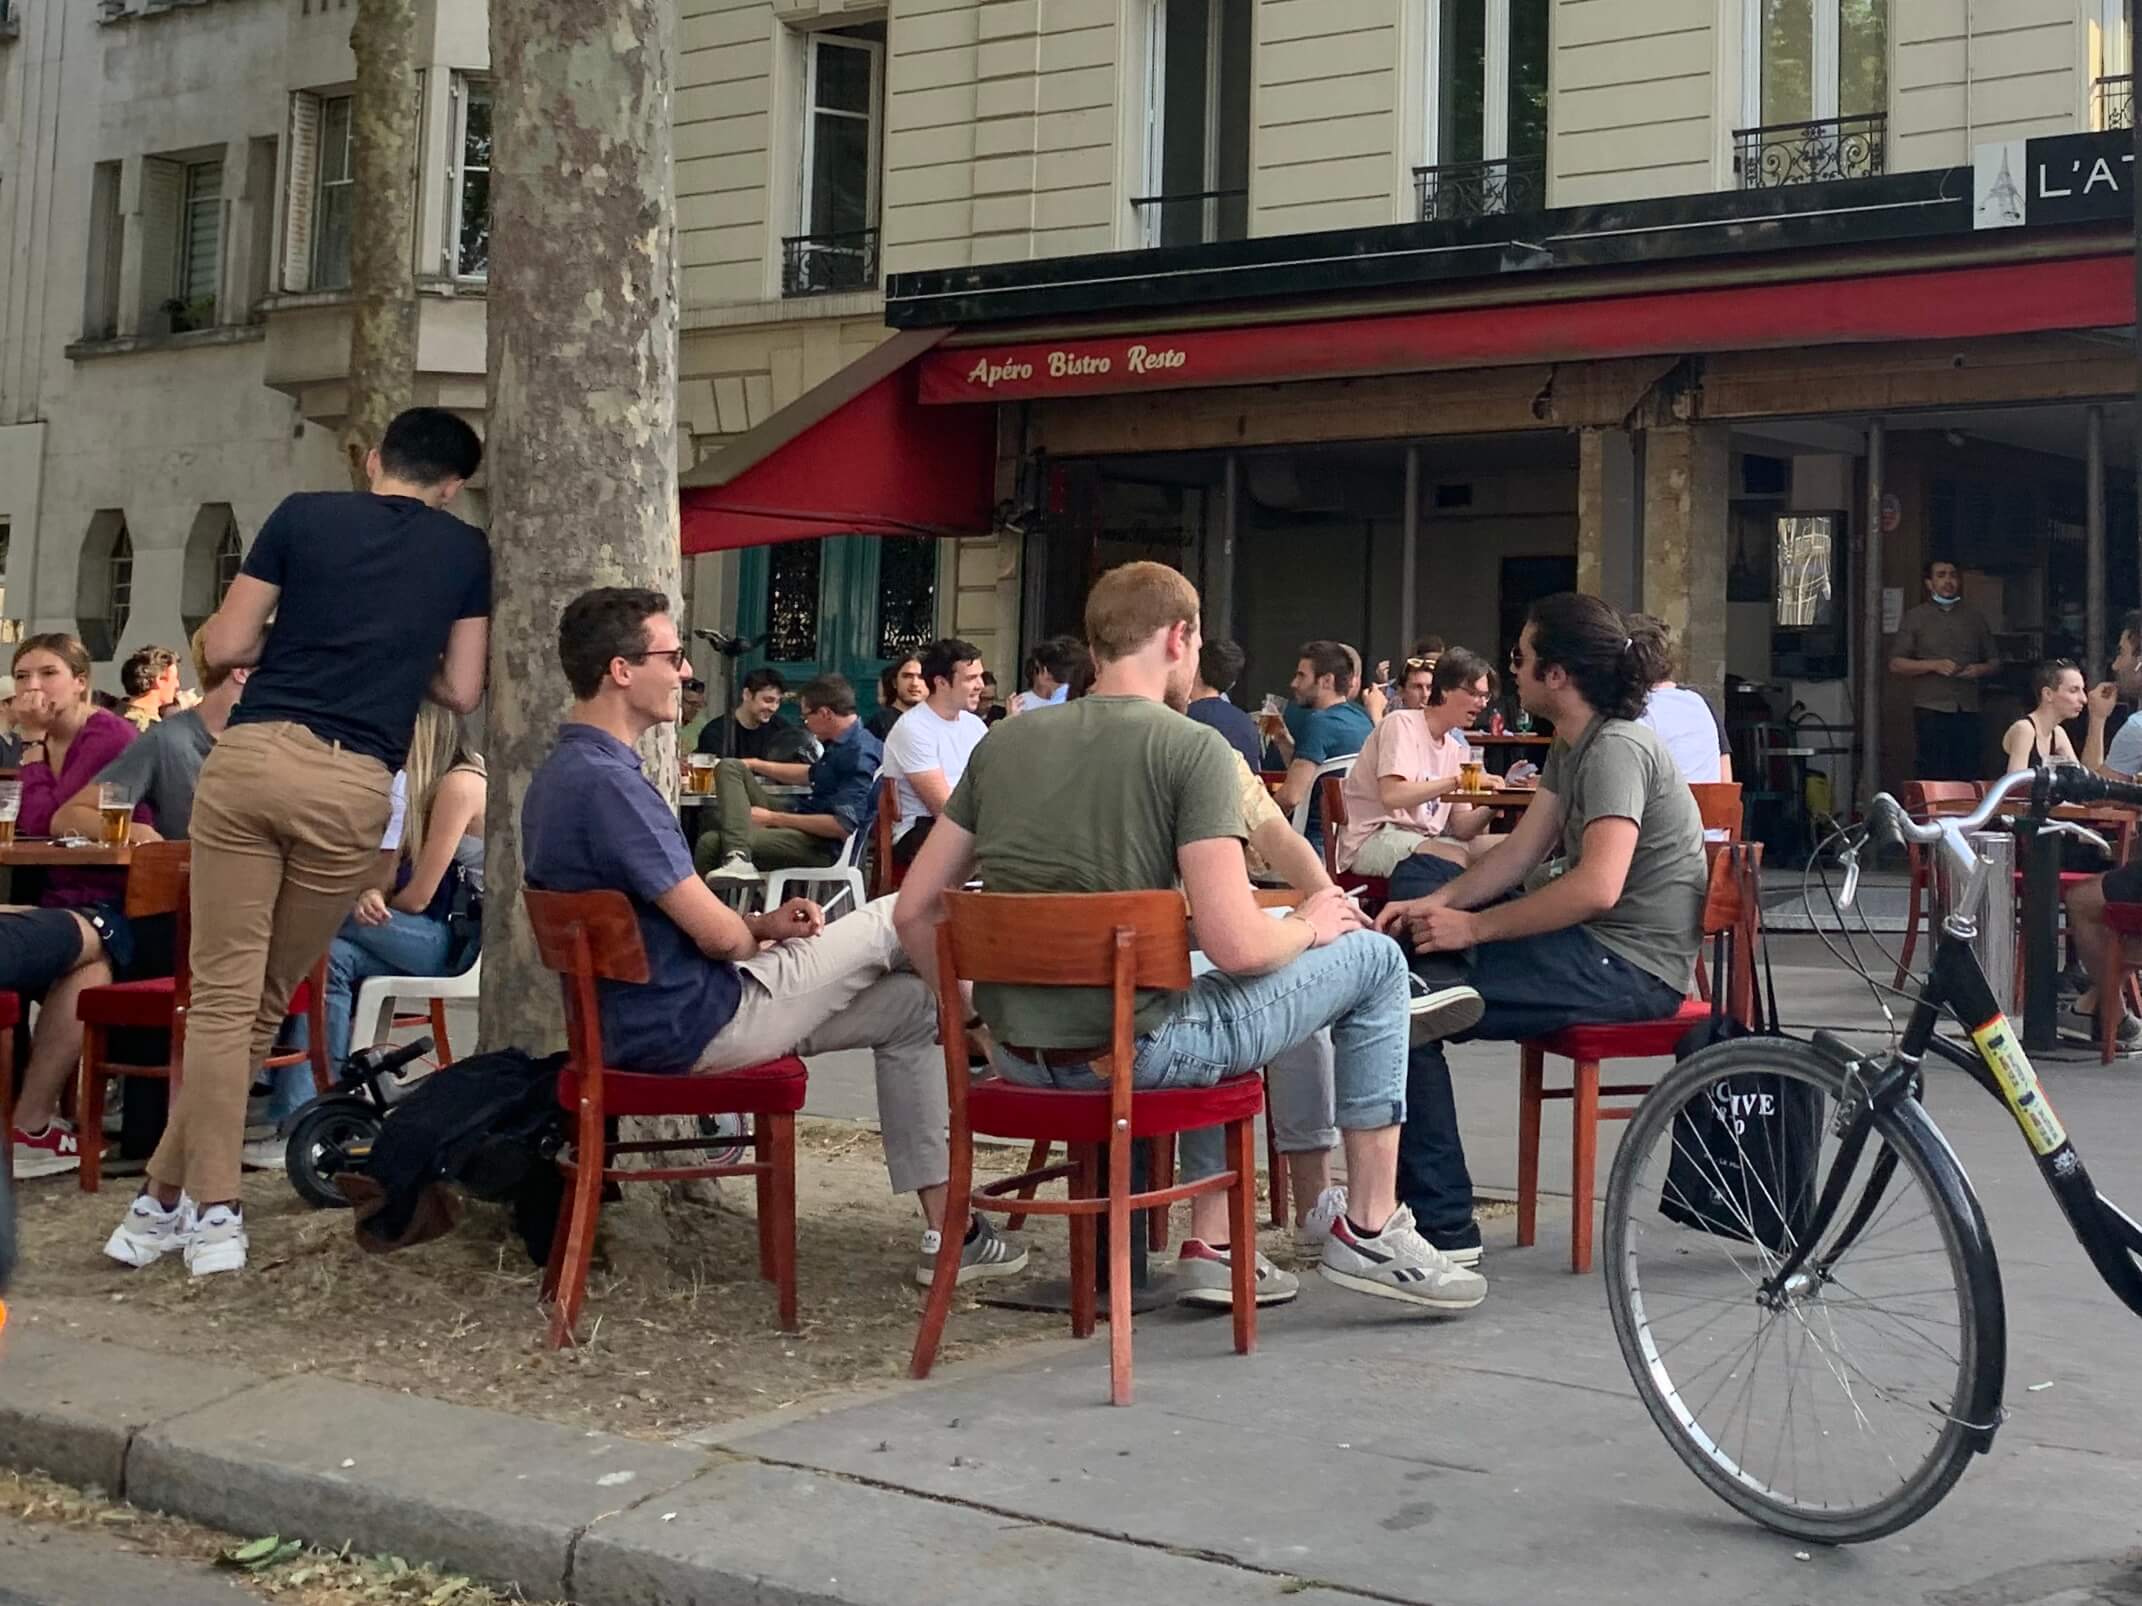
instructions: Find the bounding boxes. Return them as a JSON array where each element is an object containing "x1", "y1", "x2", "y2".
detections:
[
  {"x1": 10, "y1": 1120, "x2": 82, "y2": 1180},
  {"x1": 239, "y1": 1137, "x2": 287, "y2": 1172},
  {"x1": 103, "y1": 1191, "x2": 194, "y2": 1268},
  {"x1": 184, "y1": 1204, "x2": 248, "y2": 1277},
  {"x1": 707, "y1": 854, "x2": 760, "y2": 883},
  {"x1": 1298, "y1": 1184, "x2": 1349, "y2": 1249},
  {"x1": 1318, "y1": 1203, "x2": 1487, "y2": 1312},
  {"x1": 1172, "y1": 1239, "x2": 1300, "y2": 1308}
]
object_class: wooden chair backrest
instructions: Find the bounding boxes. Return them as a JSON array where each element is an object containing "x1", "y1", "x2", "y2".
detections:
[
  {"x1": 1688, "y1": 782, "x2": 1743, "y2": 839},
  {"x1": 869, "y1": 776, "x2": 899, "y2": 897},
  {"x1": 1905, "y1": 780, "x2": 1984, "y2": 819},
  {"x1": 523, "y1": 888, "x2": 651, "y2": 1075},
  {"x1": 937, "y1": 890, "x2": 1192, "y2": 992},
  {"x1": 125, "y1": 840, "x2": 189, "y2": 919},
  {"x1": 1253, "y1": 887, "x2": 1306, "y2": 910},
  {"x1": 1318, "y1": 773, "x2": 1349, "y2": 878},
  {"x1": 1697, "y1": 840, "x2": 1764, "y2": 1024}
]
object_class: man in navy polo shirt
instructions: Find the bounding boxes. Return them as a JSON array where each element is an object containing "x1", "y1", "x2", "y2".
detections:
[{"x1": 521, "y1": 588, "x2": 1026, "y2": 1288}]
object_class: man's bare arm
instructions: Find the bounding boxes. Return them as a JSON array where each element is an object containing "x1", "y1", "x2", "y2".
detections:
[{"x1": 203, "y1": 575, "x2": 280, "y2": 670}]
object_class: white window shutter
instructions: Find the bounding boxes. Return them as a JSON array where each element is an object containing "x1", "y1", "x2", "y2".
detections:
[
  {"x1": 284, "y1": 92, "x2": 321, "y2": 293},
  {"x1": 137, "y1": 157, "x2": 182, "y2": 332}
]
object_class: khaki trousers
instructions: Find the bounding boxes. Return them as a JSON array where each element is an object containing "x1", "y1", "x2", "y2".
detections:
[{"x1": 147, "y1": 722, "x2": 393, "y2": 1204}]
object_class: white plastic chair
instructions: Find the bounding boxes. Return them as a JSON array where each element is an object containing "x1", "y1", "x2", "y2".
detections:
[
  {"x1": 351, "y1": 955, "x2": 482, "y2": 1065},
  {"x1": 761, "y1": 822, "x2": 870, "y2": 920},
  {"x1": 1288, "y1": 753, "x2": 1360, "y2": 836}
]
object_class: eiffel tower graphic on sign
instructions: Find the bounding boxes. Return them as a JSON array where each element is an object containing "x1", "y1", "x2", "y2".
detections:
[{"x1": 1978, "y1": 147, "x2": 2026, "y2": 227}]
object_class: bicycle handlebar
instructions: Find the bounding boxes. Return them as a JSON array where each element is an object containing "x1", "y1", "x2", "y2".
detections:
[{"x1": 1865, "y1": 766, "x2": 2142, "y2": 849}]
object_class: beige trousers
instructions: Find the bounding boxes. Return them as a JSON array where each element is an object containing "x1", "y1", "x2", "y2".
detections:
[{"x1": 147, "y1": 721, "x2": 393, "y2": 1204}]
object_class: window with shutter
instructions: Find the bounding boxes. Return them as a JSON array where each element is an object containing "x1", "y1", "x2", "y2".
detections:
[
  {"x1": 283, "y1": 92, "x2": 322, "y2": 292},
  {"x1": 136, "y1": 158, "x2": 182, "y2": 334},
  {"x1": 312, "y1": 94, "x2": 355, "y2": 290},
  {"x1": 175, "y1": 159, "x2": 223, "y2": 330},
  {"x1": 454, "y1": 78, "x2": 491, "y2": 278},
  {"x1": 83, "y1": 162, "x2": 123, "y2": 339}
]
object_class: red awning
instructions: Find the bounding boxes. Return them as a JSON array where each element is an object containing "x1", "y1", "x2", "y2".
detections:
[
  {"x1": 915, "y1": 252, "x2": 2136, "y2": 404},
  {"x1": 680, "y1": 329, "x2": 995, "y2": 553}
]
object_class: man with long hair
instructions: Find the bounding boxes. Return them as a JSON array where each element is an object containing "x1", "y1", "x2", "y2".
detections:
[{"x1": 1376, "y1": 593, "x2": 1706, "y2": 1262}]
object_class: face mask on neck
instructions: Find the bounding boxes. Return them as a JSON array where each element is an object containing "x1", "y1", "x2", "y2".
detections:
[{"x1": 1931, "y1": 593, "x2": 1961, "y2": 609}]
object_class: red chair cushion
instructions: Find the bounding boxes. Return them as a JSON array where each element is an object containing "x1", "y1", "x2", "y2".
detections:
[
  {"x1": 2105, "y1": 902, "x2": 2142, "y2": 937},
  {"x1": 0, "y1": 989, "x2": 20, "y2": 1031},
  {"x1": 1529, "y1": 998, "x2": 1712, "y2": 1062},
  {"x1": 965, "y1": 1073, "x2": 1264, "y2": 1143},
  {"x1": 77, "y1": 976, "x2": 176, "y2": 1029},
  {"x1": 557, "y1": 1055, "x2": 809, "y2": 1118},
  {"x1": 285, "y1": 978, "x2": 316, "y2": 1016}
]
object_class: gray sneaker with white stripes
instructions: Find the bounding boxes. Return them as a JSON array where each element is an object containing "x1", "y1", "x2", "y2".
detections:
[{"x1": 1318, "y1": 1203, "x2": 1487, "y2": 1311}]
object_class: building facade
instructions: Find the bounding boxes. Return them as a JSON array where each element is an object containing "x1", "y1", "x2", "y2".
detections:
[{"x1": 2, "y1": 0, "x2": 2136, "y2": 805}]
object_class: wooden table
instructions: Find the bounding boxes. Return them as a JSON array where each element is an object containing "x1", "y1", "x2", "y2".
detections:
[
  {"x1": 0, "y1": 840, "x2": 131, "y2": 868},
  {"x1": 1993, "y1": 799, "x2": 2137, "y2": 1049},
  {"x1": 1449, "y1": 787, "x2": 1538, "y2": 815},
  {"x1": 1466, "y1": 733, "x2": 1551, "y2": 748}
]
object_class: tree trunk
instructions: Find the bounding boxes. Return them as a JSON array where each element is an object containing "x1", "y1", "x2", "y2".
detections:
[
  {"x1": 342, "y1": 0, "x2": 421, "y2": 488},
  {"x1": 481, "y1": 0, "x2": 680, "y2": 1057}
]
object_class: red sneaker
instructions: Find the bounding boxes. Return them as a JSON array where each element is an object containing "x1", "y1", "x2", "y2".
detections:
[{"x1": 11, "y1": 1120, "x2": 82, "y2": 1179}]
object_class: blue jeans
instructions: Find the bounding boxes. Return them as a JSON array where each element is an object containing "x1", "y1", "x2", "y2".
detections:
[
  {"x1": 993, "y1": 929, "x2": 1409, "y2": 1185},
  {"x1": 1386, "y1": 855, "x2": 1687, "y2": 1234},
  {"x1": 267, "y1": 910, "x2": 459, "y2": 1122}
]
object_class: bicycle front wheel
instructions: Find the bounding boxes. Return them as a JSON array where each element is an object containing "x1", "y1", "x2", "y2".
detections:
[{"x1": 1602, "y1": 1036, "x2": 2003, "y2": 1544}]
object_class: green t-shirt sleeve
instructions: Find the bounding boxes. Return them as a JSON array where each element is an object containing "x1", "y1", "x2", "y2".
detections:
[
  {"x1": 1539, "y1": 738, "x2": 1567, "y2": 794},
  {"x1": 1173, "y1": 725, "x2": 1249, "y2": 853},
  {"x1": 1579, "y1": 732, "x2": 1651, "y2": 827}
]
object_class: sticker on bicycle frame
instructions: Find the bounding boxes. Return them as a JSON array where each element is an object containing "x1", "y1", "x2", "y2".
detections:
[{"x1": 1971, "y1": 1016, "x2": 2069, "y2": 1157}]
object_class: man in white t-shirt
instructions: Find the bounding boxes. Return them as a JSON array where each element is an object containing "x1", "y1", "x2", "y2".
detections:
[
  {"x1": 882, "y1": 637, "x2": 989, "y2": 867},
  {"x1": 1336, "y1": 650, "x2": 1498, "y2": 877}
]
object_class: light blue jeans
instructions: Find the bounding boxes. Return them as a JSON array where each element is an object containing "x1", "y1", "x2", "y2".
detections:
[
  {"x1": 266, "y1": 910, "x2": 461, "y2": 1122},
  {"x1": 992, "y1": 929, "x2": 1408, "y2": 1183}
]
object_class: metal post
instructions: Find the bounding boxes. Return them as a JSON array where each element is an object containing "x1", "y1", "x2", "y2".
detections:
[
  {"x1": 2018, "y1": 819, "x2": 2062, "y2": 1051},
  {"x1": 1861, "y1": 419, "x2": 1886, "y2": 809},
  {"x1": 1944, "y1": 830, "x2": 2016, "y2": 1017},
  {"x1": 2088, "y1": 404, "x2": 2107, "y2": 677},
  {"x1": 1400, "y1": 445, "x2": 1421, "y2": 658},
  {"x1": 1207, "y1": 453, "x2": 1240, "y2": 644}
]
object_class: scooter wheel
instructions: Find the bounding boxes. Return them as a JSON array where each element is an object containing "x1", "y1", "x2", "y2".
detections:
[{"x1": 284, "y1": 1100, "x2": 381, "y2": 1210}]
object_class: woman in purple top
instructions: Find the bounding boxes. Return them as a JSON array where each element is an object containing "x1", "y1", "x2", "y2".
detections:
[{"x1": 14, "y1": 634, "x2": 139, "y2": 911}]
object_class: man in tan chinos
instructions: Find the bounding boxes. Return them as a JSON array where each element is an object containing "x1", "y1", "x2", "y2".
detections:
[{"x1": 103, "y1": 409, "x2": 492, "y2": 1277}]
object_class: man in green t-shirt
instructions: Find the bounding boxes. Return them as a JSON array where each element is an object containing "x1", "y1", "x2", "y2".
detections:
[
  {"x1": 895, "y1": 562, "x2": 1487, "y2": 1316},
  {"x1": 1376, "y1": 593, "x2": 1705, "y2": 1260}
]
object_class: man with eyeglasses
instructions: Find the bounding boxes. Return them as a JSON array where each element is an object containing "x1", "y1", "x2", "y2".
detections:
[
  {"x1": 1335, "y1": 649, "x2": 1500, "y2": 878},
  {"x1": 521, "y1": 589, "x2": 1025, "y2": 1288},
  {"x1": 696, "y1": 675, "x2": 880, "y2": 882}
]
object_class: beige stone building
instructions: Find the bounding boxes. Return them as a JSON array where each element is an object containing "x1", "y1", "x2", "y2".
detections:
[{"x1": 2, "y1": 0, "x2": 2136, "y2": 816}]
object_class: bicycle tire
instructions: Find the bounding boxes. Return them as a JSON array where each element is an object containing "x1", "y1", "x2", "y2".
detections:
[{"x1": 1602, "y1": 1036, "x2": 2004, "y2": 1544}]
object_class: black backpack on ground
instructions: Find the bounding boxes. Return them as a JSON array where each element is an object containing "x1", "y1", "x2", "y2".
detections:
[
  {"x1": 347, "y1": 1047, "x2": 568, "y2": 1266},
  {"x1": 1661, "y1": 844, "x2": 1824, "y2": 1253}
]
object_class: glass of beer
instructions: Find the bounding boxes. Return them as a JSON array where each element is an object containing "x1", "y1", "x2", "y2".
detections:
[
  {"x1": 98, "y1": 782, "x2": 133, "y2": 849},
  {"x1": 0, "y1": 780, "x2": 19, "y2": 848},
  {"x1": 1459, "y1": 759, "x2": 1487, "y2": 793},
  {"x1": 687, "y1": 753, "x2": 716, "y2": 795}
]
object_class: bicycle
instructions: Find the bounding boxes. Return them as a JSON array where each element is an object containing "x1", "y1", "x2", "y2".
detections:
[{"x1": 1600, "y1": 763, "x2": 2142, "y2": 1544}]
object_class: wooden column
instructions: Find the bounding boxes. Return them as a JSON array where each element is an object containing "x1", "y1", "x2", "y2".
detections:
[{"x1": 1640, "y1": 424, "x2": 1728, "y2": 703}]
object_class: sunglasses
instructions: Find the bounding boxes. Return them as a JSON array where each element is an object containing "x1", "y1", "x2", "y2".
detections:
[
  {"x1": 626, "y1": 647, "x2": 689, "y2": 670},
  {"x1": 1405, "y1": 655, "x2": 1439, "y2": 670}
]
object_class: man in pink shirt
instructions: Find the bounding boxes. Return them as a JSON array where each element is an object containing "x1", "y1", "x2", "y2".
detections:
[{"x1": 1336, "y1": 649, "x2": 1498, "y2": 877}]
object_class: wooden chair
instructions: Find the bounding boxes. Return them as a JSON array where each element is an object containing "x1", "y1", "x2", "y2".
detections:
[
  {"x1": 867, "y1": 777, "x2": 903, "y2": 899},
  {"x1": 1893, "y1": 781, "x2": 1987, "y2": 986},
  {"x1": 2095, "y1": 901, "x2": 2142, "y2": 1063},
  {"x1": 1516, "y1": 841, "x2": 1760, "y2": 1274},
  {"x1": 523, "y1": 887, "x2": 806, "y2": 1345},
  {"x1": 75, "y1": 842, "x2": 331, "y2": 1192},
  {"x1": 1689, "y1": 781, "x2": 1743, "y2": 839},
  {"x1": 1317, "y1": 772, "x2": 1390, "y2": 910},
  {"x1": 0, "y1": 991, "x2": 23, "y2": 1183},
  {"x1": 911, "y1": 890, "x2": 1265, "y2": 1406}
]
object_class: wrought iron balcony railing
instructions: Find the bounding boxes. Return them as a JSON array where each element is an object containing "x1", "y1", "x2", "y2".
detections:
[
  {"x1": 1130, "y1": 188, "x2": 1249, "y2": 247},
  {"x1": 780, "y1": 228, "x2": 880, "y2": 297},
  {"x1": 2098, "y1": 74, "x2": 2134, "y2": 131},
  {"x1": 1734, "y1": 112, "x2": 1886, "y2": 189},
  {"x1": 1413, "y1": 153, "x2": 1546, "y2": 222}
]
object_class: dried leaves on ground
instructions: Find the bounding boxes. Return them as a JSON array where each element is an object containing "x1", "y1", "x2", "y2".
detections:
[{"x1": 9, "y1": 1121, "x2": 1059, "y2": 1441}]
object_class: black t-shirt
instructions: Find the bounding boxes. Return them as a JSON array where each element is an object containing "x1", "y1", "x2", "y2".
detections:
[
  {"x1": 695, "y1": 713, "x2": 781, "y2": 761},
  {"x1": 1185, "y1": 695, "x2": 1265, "y2": 773},
  {"x1": 227, "y1": 492, "x2": 491, "y2": 769}
]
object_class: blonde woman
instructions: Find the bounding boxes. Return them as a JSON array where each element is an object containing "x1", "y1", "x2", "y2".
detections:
[{"x1": 319, "y1": 705, "x2": 486, "y2": 1066}]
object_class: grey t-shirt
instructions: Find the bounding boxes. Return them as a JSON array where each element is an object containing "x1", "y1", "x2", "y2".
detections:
[
  {"x1": 942, "y1": 695, "x2": 1245, "y2": 1048},
  {"x1": 1890, "y1": 601, "x2": 1999, "y2": 713},
  {"x1": 1539, "y1": 717, "x2": 1706, "y2": 992},
  {"x1": 91, "y1": 709, "x2": 213, "y2": 840}
]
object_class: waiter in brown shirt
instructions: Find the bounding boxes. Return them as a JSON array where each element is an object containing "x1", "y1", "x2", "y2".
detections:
[{"x1": 1889, "y1": 558, "x2": 1999, "y2": 781}]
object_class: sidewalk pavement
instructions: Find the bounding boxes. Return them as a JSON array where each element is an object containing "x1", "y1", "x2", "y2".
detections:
[{"x1": 7, "y1": 947, "x2": 2142, "y2": 1604}]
